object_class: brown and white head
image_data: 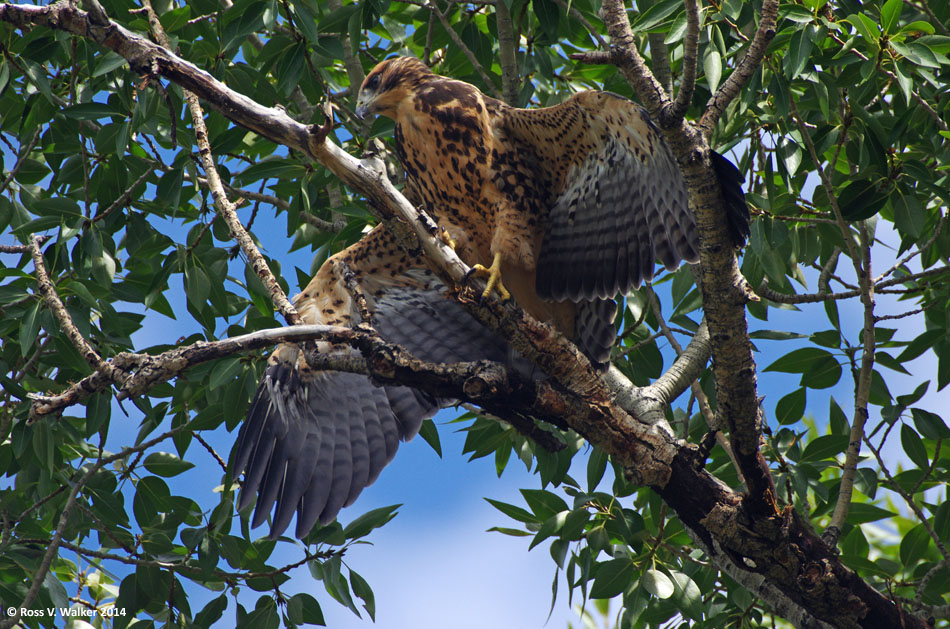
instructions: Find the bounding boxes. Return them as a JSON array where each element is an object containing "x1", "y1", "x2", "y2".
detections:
[{"x1": 355, "y1": 57, "x2": 435, "y2": 120}]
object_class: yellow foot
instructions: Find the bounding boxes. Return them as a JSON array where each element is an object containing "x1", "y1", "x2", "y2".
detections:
[
  {"x1": 468, "y1": 252, "x2": 511, "y2": 301},
  {"x1": 438, "y1": 226, "x2": 456, "y2": 250}
]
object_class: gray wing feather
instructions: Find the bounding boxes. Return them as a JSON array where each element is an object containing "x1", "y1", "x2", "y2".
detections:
[
  {"x1": 536, "y1": 133, "x2": 697, "y2": 302},
  {"x1": 573, "y1": 298, "x2": 618, "y2": 370},
  {"x1": 232, "y1": 283, "x2": 517, "y2": 538}
]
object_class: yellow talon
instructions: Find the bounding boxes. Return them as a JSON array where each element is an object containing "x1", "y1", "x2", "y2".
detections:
[
  {"x1": 439, "y1": 225, "x2": 456, "y2": 250},
  {"x1": 470, "y1": 252, "x2": 511, "y2": 301}
]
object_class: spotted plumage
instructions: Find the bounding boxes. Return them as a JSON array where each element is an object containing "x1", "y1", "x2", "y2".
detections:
[{"x1": 232, "y1": 57, "x2": 749, "y2": 538}]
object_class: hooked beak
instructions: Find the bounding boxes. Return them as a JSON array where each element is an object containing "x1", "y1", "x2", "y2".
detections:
[{"x1": 355, "y1": 95, "x2": 371, "y2": 120}]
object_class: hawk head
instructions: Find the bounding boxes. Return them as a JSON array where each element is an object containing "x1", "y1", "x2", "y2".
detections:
[{"x1": 355, "y1": 57, "x2": 434, "y2": 120}]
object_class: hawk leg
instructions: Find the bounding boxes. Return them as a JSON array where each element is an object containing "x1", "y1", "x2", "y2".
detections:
[
  {"x1": 469, "y1": 252, "x2": 511, "y2": 301},
  {"x1": 438, "y1": 225, "x2": 456, "y2": 250}
]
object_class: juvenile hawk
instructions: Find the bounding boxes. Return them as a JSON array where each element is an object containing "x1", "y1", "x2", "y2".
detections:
[{"x1": 232, "y1": 57, "x2": 749, "y2": 537}]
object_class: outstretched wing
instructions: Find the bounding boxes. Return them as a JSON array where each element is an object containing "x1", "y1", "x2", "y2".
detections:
[
  {"x1": 231, "y1": 227, "x2": 519, "y2": 538},
  {"x1": 502, "y1": 91, "x2": 746, "y2": 302}
]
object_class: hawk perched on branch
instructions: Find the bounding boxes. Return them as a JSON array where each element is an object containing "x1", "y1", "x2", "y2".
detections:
[{"x1": 232, "y1": 56, "x2": 749, "y2": 538}]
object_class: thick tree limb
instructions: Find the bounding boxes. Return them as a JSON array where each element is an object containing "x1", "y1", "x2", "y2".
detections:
[{"x1": 581, "y1": 0, "x2": 776, "y2": 519}]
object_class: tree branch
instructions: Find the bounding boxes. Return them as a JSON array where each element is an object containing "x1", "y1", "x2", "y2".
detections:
[
  {"x1": 143, "y1": 0, "x2": 301, "y2": 327},
  {"x1": 29, "y1": 235, "x2": 107, "y2": 372},
  {"x1": 698, "y1": 0, "x2": 779, "y2": 138},
  {"x1": 670, "y1": 0, "x2": 700, "y2": 120},
  {"x1": 426, "y1": 1, "x2": 503, "y2": 99},
  {"x1": 0, "y1": 422, "x2": 191, "y2": 629},
  {"x1": 0, "y1": 127, "x2": 41, "y2": 191},
  {"x1": 788, "y1": 99, "x2": 876, "y2": 545},
  {"x1": 495, "y1": 0, "x2": 519, "y2": 106}
]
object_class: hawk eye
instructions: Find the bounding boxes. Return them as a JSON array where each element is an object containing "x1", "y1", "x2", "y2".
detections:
[{"x1": 367, "y1": 73, "x2": 381, "y2": 90}]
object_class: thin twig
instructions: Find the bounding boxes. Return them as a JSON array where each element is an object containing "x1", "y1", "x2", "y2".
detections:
[
  {"x1": 863, "y1": 434, "x2": 950, "y2": 562},
  {"x1": 2, "y1": 422, "x2": 191, "y2": 629},
  {"x1": 906, "y1": 0, "x2": 950, "y2": 35},
  {"x1": 876, "y1": 209, "x2": 948, "y2": 283},
  {"x1": 699, "y1": 0, "x2": 779, "y2": 138},
  {"x1": 183, "y1": 434, "x2": 225, "y2": 479},
  {"x1": 30, "y1": 235, "x2": 107, "y2": 371},
  {"x1": 0, "y1": 127, "x2": 41, "y2": 191},
  {"x1": 425, "y1": 1, "x2": 503, "y2": 99},
  {"x1": 552, "y1": 0, "x2": 606, "y2": 49},
  {"x1": 670, "y1": 0, "x2": 700, "y2": 120},
  {"x1": 141, "y1": 0, "x2": 300, "y2": 326},
  {"x1": 91, "y1": 166, "x2": 153, "y2": 224},
  {"x1": 53, "y1": 538, "x2": 332, "y2": 580}
]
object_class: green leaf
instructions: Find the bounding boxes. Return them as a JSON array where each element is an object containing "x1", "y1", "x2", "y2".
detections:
[
  {"x1": 847, "y1": 503, "x2": 897, "y2": 524},
  {"x1": 933, "y1": 502, "x2": 950, "y2": 542},
  {"x1": 911, "y1": 408, "x2": 950, "y2": 439},
  {"x1": 530, "y1": 511, "x2": 568, "y2": 549},
  {"x1": 291, "y1": 3, "x2": 320, "y2": 46},
  {"x1": 589, "y1": 558, "x2": 634, "y2": 599},
  {"x1": 777, "y1": 136, "x2": 802, "y2": 175},
  {"x1": 800, "y1": 352, "x2": 842, "y2": 389},
  {"x1": 641, "y1": 568, "x2": 675, "y2": 599},
  {"x1": 750, "y1": 330, "x2": 808, "y2": 341},
  {"x1": 899, "y1": 523, "x2": 930, "y2": 566},
  {"x1": 157, "y1": 167, "x2": 184, "y2": 213},
  {"x1": 800, "y1": 435, "x2": 849, "y2": 461},
  {"x1": 487, "y1": 526, "x2": 532, "y2": 537},
  {"x1": 782, "y1": 5, "x2": 816, "y2": 24},
  {"x1": 897, "y1": 21, "x2": 936, "y2": 37},
  {"x1": 532, "y1": 0, "x2": 560, "y2": 42},
  {"x1": 669, "y1": 570, "x2": 703, "y2": 620},
  {"x1": 319, "y1": 5, "x2": 359, "y2": 34},
  {"x1": 343, "y1": 505, "x2": 400, "y2": 539},
  {"x1": 143, "y1": 452, "x2": 195, "y2": 477},
  {"x1": 764, "y1": 347, "x2": 835, "y2": 374},
  {"x1": 62, "y1": 102, "x2": 124, "y2": 120},
  {"x1": 784, "y1": 28, "x2": 814, "y2": 79},
  {"x1": 845, "y1": 13, "x2": 881, "y2": 46},
  {"x1": 892, "y1": 190, "x2": 926, "y2": 238},
  {"x1": 209, "y1": 357, "x2": 244, "y2": 389},
  {"x1": 900, "y1": 423, "x2": 929, "y2": 469},
  {"x1": 630, "y1": 0, "x2": 682, "y2": 32},
  {"x1": 892, "y1": 61, "x2": 913, "y2": 106},
  {"x1": 19, "y1": 299, "x2": 42, "y2": 353},
  {"x1": 350, "y1": 570, "x2": 376, "y2": 621},
  {"x1": 92, "y1": 52, "x2": 128, "y2": 77},
  {"x1": 839, "y1": 179, "x2": 888, "y2": 221},
  {"x1": 890, "y1": 40, "x2": 943, "y2": 68},
  {"x1": 880, "y1": 0, "x2": 902, "y2": 36},
  {"x1": 521, "y1": 489, "x2": 569, "y2": 520},
  {"x1": 287, "y1": 593, "x2": 325, "y2": 626},
  {"x1": 704, "y1": 50, "x2": 722, "y2": 93},
  {"x1": 776, "y1": 388, "x2": 806, "y2": 425},
  {"x1": 485, "y1": 498, "x2": 537, "y2": 524},
  {"x1": 418, "y1": 418, "x2": 442, "y2": 457},
  {"x1": 586, "y1": 447, "x2": 608, "y2": 492}
]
